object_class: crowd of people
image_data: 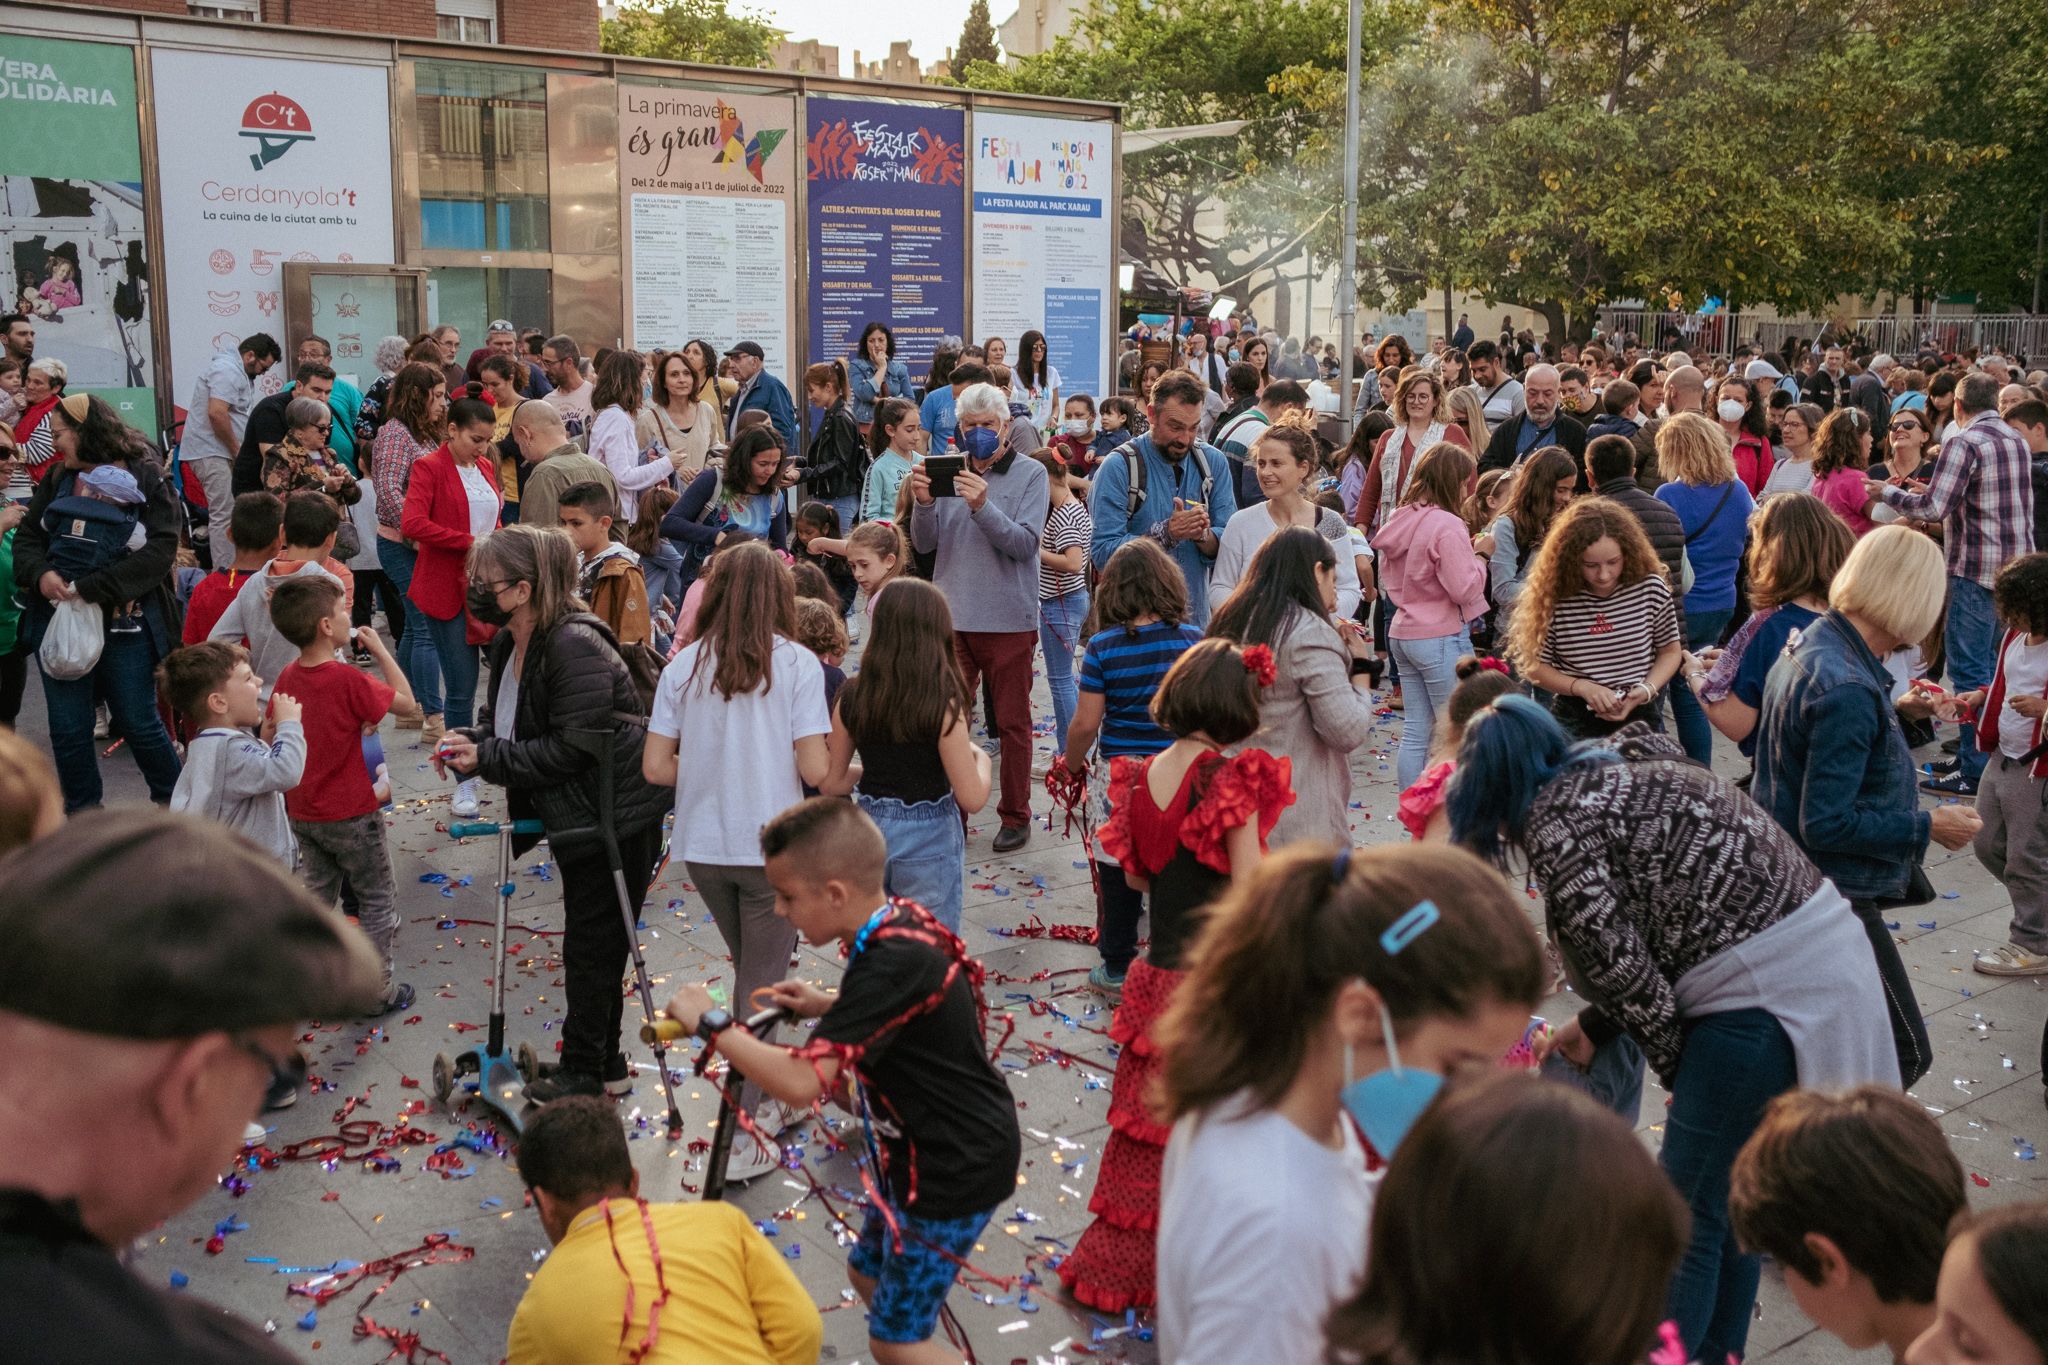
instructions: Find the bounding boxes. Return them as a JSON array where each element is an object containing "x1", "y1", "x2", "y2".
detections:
[{"x1": 7, "y1": 300, "x2": 2048, "y2": 1365}]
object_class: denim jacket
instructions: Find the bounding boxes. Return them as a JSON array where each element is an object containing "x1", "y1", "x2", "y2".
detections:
[{"x1": 1750, "y1": 609, "x2": 1931, "y2": 900}]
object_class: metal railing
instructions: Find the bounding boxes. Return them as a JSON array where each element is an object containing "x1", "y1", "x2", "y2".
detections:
[{"x1": 1596, "y1": 308, "x2": 2048, "y2": 361}]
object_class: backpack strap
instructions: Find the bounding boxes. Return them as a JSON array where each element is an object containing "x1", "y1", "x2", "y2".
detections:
[{"x1": 1122, "y1": 439, "x2": 1213, "y2": 520}]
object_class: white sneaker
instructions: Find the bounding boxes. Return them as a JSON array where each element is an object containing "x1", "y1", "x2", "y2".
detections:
[
  {"x1": 1974, "y1": 942, "x2": 2048, "y2": 976},
  {"x1": 721, "y1": 1133, "x2": 785, "y2": 1184},
  {"x1": 243, "y1": 1120, "x2": 267, "y2": 1146},
  {"x1": 451, "y1": 779, "x2": 480, "y2": 819},
  {"x1": 753, "y1": 1099, "x2": 809, "y2": 1137}
]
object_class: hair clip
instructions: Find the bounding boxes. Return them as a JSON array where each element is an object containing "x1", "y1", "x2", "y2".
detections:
[
  {"x1": 1330, "y1": 846, "x2": 1352, "y2": 884},
  {"x1": 1380, "y1": 899, "x2": 1440, "y2": 957},
  {"x1": 1241, "y1": 643, "x2": 1278, "y2": 687}
]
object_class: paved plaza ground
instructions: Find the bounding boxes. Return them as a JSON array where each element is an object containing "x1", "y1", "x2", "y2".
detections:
[{"x1": 20, "y1": 640, "x2": 2048, "y2": 1365}]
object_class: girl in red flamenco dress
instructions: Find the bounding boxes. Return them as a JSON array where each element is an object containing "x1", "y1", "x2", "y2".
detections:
[{"x1": 1056, "y1": 638, "x2": 1294, "y2": 1313}]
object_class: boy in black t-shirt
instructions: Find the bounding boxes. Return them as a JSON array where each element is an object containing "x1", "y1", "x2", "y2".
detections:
[{"x1": 663, "y1": 798, "x2": 1021, "y2": 1361}]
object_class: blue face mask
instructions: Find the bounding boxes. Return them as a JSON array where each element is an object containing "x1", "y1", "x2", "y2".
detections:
[
  {"x1": 959, "y1": 425, "x2": 1001, "y2": 464},
  {"x1": 1340, "y1": 1000, "x2": 1441, "y2": 1159}
]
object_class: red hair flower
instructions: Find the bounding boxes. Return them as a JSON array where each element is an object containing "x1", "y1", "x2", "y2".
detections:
[
  {"x1": 1241, "y1": 644, "x2": 1278, "y2": 687},
  {"x1": 1477, "y1": 656, "x2": 1510, "y2": 676}
]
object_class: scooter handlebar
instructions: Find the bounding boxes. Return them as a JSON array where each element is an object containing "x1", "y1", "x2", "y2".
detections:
[
  {"x1": 641, "y1": 1006, "x2": 791, "y2": 1046},
  {"x1": 449, "y1": 819, "x2": 547, "y2": 839}
]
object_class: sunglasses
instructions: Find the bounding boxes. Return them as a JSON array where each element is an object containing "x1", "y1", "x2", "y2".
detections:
[
  {"x1": 1888, "y1": 422, "x2": 1921, "y2": 433},
  {"x1": 232, "y1": 1035, "x2": 308, "y2": 1115}
]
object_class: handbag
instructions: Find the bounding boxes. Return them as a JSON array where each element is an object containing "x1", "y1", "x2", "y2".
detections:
[{"x1": 1872, "y1": 863, "x2": 1936, "y2": 911}]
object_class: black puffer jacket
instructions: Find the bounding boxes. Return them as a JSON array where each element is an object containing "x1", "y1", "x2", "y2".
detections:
[
  {"x1": 1594, "y1": 476, "x2": 1690, "y2": 638},
  {"x1": 465, "y1": 611, "x2": 669, "y2": 856}
]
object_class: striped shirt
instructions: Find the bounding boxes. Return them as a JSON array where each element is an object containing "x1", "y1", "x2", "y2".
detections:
[
  {"x1": 1078, "y1": 621, "x2": 1202, "y2": 757},
  {"x1": 1878, "y1": 410, "x2": 2035, "y2": 588},
  {"x1": 1041, "y1": 498, "x2": 1093, "y2": 600},
  {"x1": 1541, "y1": 574, "x2": 1679, "y2": 691}
]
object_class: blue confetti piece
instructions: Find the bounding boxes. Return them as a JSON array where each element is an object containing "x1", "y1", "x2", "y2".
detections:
[
  {"x1": 297, "y1": 1310, "x2": 319, "y2": 1330},
  {"x1": 1918, "y1": 920, "x2": 1938, "y2": 930},
  {"x1": 418, "y1": 872, "x2": 448, "y2": 884},
  {"x1": 436, "y1": 919, "x2": 456, "y2": 930},
  {"x1": 169, "y1": 1271, "x2": 189, "y2": 1289},
  {"x1": 1072, "y1": 860, "x2": 1088, "y2": 869},
  {"x1": 455, "y1": 875, "x2": 473, "y2": 888},
  {"x1": 245, "y1": 1256, "x2": 279, "y2": 1264},
  {"x1": 991, "y1": 885, "x2": 1012, "y2": 897},
  {"x1": 1886, "y1": 921, "x2": 1902, "y2": 931},
  {"x1": 440, "y1": 886, "x2": 457, "y2": 898},
  {"x1": 783, "y1": 1242, "x2": 801, "y2": 1260},
  {"x1": 1941, "y1": 891, "x2": 1961, "y2": 900},
  {"x1": 2018, "y1": 1138, "x2": 2038, "y2": 1161},
  {"x1": 1962, "y1": 988, "x2": 1975, "y2": 998},
  {"x1": 480, "y1": 1197, "x2": 502, "y2": 1209}
]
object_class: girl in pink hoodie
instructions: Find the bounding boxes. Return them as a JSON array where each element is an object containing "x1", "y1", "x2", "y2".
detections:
[{"x1": 1375, "y1": 441, "x2": 1490, "y2": 786}]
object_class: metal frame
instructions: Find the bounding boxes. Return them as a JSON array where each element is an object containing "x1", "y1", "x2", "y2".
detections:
[
  {"x1": 0, "y1": 0, "x2": 1123, "y2": 430},
  {"x1": 280, "y1": 262, "x2": 430, "y2": 367}
]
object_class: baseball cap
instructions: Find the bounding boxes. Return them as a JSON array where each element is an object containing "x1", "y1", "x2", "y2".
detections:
[
  {"x1": 487, "y1": 319, "x2": 517, "y2": 335},
  {"x1": 0, "y1": 809, "x2": 386, "y2": 1037},
  {"x1": 724, "y1": 340, "x2": 765, "y2": 361}
]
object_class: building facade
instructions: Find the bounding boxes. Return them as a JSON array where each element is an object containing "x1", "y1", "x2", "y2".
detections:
[{"x1": 70, "y1": 0, "x2": 598, "y2": 51}]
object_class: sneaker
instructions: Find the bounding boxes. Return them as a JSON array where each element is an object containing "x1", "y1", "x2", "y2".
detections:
[
  {"x1": 753, "y1": 1099, "x2": 810, "y2": 1137},
  {"x1": 1919, "y1": 771, "x2": 1979, "y2": 797},
  {"x1": 93, "y1": 706, "x2": 111, "y2": 740},
  {"x1": 1087, "y1": 963, "x2": 1126, "y2": 1001},
  {"x1": 1922, "y1": 756, "x2": 1962, "y2": 778},
  {"x1": 721, "y1": 1133, "x2": 785, "y2": 1184},
  {"x1": 524, "y1": 1069, "x2": 605, "y2": 1104},
  {"x1": 365, "y1": 982, "x2": 416, "y2": 1018},
  {"x1": 993, "y1": 823, "x2": 1030, "y2": 854},
  {"x1": 421, "y1": 714, "x2": 446, "y2": 744},
  {"x1": 351, "y1": 644, "x2": 374, "y2": 667},
  {"x1": 602, "y1": 1055, "x2": 635, "y2": 1098},
  {"x1": 263, "y1": 1072, "x2": 299, "y2": 1112},
  {"x1": 451, "y1": 779, "x2": 480, "y2": 818},
  {"x1": 1975, "y1": 943, "x2": 2048, "y2": 976},
  {"x1": 244, "y1": 1120, "x2": 268, "y2": 1147}
]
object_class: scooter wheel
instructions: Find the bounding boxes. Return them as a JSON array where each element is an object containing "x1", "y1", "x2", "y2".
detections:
[
  {"x1": 431, "y1": 1052, "x2": 456, "y2": 1103},
  {"x1": 516, "y1": 1041, "x2": 541, "y2": 1083}
]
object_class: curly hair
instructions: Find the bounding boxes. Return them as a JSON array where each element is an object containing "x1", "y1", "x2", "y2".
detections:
[
  {"x1": 1994, "y1": 552, "x2": 2048, "y2": 637},
  {"x1": 1811, "y1": 406, "x2": 1871, "y2": 479},
  {"x1": 1506, "y1": 496, "x2": 1668, "y2": 673},
  {"x1": 386, "y1": 362, "x2": 446, "y2": 445}
]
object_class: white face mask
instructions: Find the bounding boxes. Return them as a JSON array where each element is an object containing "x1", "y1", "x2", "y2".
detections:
[
  {"x1": 1717, "y1": 399, "x2": 1748, "y2": 422},
  {"x1": 1060, "y1": 419, "x2": 1091, "y2": 436}
]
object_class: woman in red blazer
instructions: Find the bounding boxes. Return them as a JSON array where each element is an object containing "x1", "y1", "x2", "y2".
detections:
[{"x1": 401, "y1": 395, "x2": 501, "y2": 806}]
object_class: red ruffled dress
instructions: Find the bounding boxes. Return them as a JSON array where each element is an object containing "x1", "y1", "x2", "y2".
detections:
[
  {"x1": 1396, "y1": 759, "x2": 1456, "y2": 840},
  {"x1": 1056, "y1": 747, "x2": 1293, "y2": 1312}
]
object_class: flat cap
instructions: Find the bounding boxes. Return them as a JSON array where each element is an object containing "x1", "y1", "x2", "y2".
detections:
[{"x1": 0, "y1": 809, "x2": 386, "y2": 1037}]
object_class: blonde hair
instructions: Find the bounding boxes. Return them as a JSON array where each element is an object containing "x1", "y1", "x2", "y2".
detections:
[
  {"x1": 1445, "y1": 386, "x2": 1489, "y2": 449},
  {"x1": 1831, "y1": 524, "x2": 1947, "y2": 646},
  {"x1": 1655, "y1": 411, "x2": 1738, "y2": 487},
  {"x1": 1508, "y1": 497, "x2": 1669, "y2": 672},
  {"x1": 0, "y1": 729, "x2": 61, "y2": 855}
]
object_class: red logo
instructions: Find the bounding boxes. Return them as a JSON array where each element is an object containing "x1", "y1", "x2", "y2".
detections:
[
  {"x1": 238, "y1": 93, "x2": 315, "y2": 172},
  {"x1": 1589, "y1": 613, "x2": 1614, "y2": 634}
]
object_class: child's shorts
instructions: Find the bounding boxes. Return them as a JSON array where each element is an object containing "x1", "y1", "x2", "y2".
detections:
[{"x1": 848, "y1": 1201, "x2": 993, "y2": 1344}]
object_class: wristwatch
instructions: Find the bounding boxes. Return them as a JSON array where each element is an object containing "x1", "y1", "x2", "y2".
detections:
[{"x1": 695, "y1": 1007, "x2": 734, "y2": 1044}]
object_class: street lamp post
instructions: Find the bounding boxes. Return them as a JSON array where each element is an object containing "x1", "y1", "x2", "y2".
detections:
[{"x1": 1335, "y1": 0, "x2": 1362, "y2": 441}]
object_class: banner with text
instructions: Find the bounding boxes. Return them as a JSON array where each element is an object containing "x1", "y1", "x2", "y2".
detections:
[
  {"x1": 619, "y1": 83, "x2": 796, "y2": 375},
  {"x1": 972, "y1": 111, "x2": 1112, "y2": 402},
  {"x1": 805, "y1": 97, "x2": 964, "y2": 387},
  {"x1": 0, "y1": 35, "x2": 155, "y2": 424},
  {"x1": 150, "y1": 49, "x2": 394, "y2": 417}
]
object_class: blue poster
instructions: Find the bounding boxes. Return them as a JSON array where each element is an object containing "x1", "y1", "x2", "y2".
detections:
[{"x1": 805, "y1": 98, "x2": 966, "y2": 392}]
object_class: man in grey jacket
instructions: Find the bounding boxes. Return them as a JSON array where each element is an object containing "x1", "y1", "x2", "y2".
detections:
[{"x1": 909, "y1": 381, "x2": 1050, "y2": 852}]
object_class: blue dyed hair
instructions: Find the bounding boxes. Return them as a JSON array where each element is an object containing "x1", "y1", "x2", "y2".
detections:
[{"x1": 1445, "y1": 694, "x2": 1618, "y2": 865}]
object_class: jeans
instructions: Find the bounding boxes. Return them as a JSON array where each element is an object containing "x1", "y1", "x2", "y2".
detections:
[
  {"x1": 376, "y1": 538, "x2": 441, "y2": 717},
  {"x1": 293, "y1": 813, "x2": 399, "y2": 1000},
  {"x1": 1849, "y1": 898, "x2": 1935, "y2": 1087},
  {"x1": 819, "y1": 493, "x2": 861, "y2": 535},
  {"x1": 421, "y1": 610, "x2": 480, "y2": 730},
  {"x1": 858, "y1": 792, "x2": 967, "y2": 931},
  {"x1": 39, "y1": 626, "x2": 182, "y2": 812},
  {"x1": 1095, "y1": 860, "x2": 1145, "y2": 976},
  {"x1": 686, "y1": 860, "x2": 795, "y2": 1113},
  {"x1": 1670, "y1": 607, "x2": 1732, "y2": 764},
  {"x1": 1541, "y1": 1031, "x2": 1647, "y2": 1124},
  {"x1": 1039, "y1": 589, "x2": 1089, "y2": 753},
  {"x1": 557, "y1": 825, "x2": 659, "y2": 1079},
  {"x1": 1388, "y1": 627, "x2": 1471, "y2": 789},
  {"x1": 1948, "y1": 575, "x2": 1999, "y2": 782},
  {"x1": 955, "y1": 629, "x2": 1037, "y2": 828},
  {"x1": 187, "y1": 456, "x2": 233, "y2": 570},
  {"x1": 1660, "y1": 1007, "x2": 1799, "y2": 1365}
]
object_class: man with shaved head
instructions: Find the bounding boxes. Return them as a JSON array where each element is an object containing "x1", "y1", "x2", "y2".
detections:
[
  {"x1": 1632, "y1": 363, "x2": 1707, "y2": 492},
  {"x1": 1478, "y1": 361, "x2": 1589, "y2": 487}
]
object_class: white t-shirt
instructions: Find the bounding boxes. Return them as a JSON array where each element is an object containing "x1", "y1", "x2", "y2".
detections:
[
  {"x1": 1156, "y1": 1094, "x2": 1376, "y2": 1365},
  {"x1": 181, "y1": 351, "x2": 257, "y2": 462},
  {"x1": 1997, "y1": 634, "x2": 2048, "y2": 759},
  {"x1": 648, "y1": 636, "x2": 830, "y2": 865},
  {"x1": 1475, "y1": 376, "x2": 1525, "y2": 425},
  {"x1": 457, "y1": 461, "x2": 499, "y2": 537},
  {"x1": 1011, "y1": 364, "x2": 1062, "y2": 428},
  {"x1": 542, "y1": 380, "x2": 595, "y2": 445}
]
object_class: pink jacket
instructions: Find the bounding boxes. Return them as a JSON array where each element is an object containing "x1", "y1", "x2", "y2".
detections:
[{"x1": 1375, "y1": 502, "x2": 1488, "y2": 639}]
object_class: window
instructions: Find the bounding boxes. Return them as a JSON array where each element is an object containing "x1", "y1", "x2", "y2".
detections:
[
  {"x1": 436, "y1": 0, "x2": 498, "y2": 44},
  {"x1": 413, "y1": 60, "x2": 548, "y2": 253},
  {"x1": 428, "y1": 267, "x2": 551, "y2": 362},
  {"x1": 189, "y1": 0, "x2": 258, "y2": 19}
]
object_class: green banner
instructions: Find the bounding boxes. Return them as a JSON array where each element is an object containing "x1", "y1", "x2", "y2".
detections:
[{"x1": 0, "y1": 37, "x2": 142, "y2": 183}]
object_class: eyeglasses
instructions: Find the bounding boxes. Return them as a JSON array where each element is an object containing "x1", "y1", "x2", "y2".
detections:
[{"x1": 232, "y1": 1035, "x2": 308, "y2": 1114}]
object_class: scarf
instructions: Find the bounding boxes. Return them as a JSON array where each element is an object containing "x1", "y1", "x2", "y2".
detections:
[
  {"x1": 13, "y1": 394, "x2": 58, "y2": 447},
  {"x1": 1375, "y1": 421, "x2": 1447, "y2": 531}
]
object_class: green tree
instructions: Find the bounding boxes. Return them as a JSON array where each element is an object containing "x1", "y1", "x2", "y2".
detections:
[
  {"x1": 956, "y1": 0, "x2": 1001, "y2": 70},
  {"x1": 599, "y1": 0, "x2": 777, "y2": 69},
  {"x1": 1313, "y1": 0, "x2": 1961, "y2": 340},
  {"x1": 966, "y1": 0, "x2": 1401, "y2": 306}
]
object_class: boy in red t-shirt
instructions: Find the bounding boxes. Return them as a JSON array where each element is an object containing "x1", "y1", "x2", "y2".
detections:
[
  {"x1": 183, "y1": 491, "x2": 283, "y2": 644},
  {"x1": 268, "y1": 574, "x2": 418, "y2": 1014}
]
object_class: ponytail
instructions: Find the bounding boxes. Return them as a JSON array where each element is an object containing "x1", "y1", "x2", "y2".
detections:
[
  {"x1": 1443, "y1": 693, "x2": 1616, "y2": 865},
  {"x1": 870, "y1": 396, "x2": 916, "y2": 457},
  {"x1": 805, "y1": 359, "x2": 849, "y2": 403}
]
